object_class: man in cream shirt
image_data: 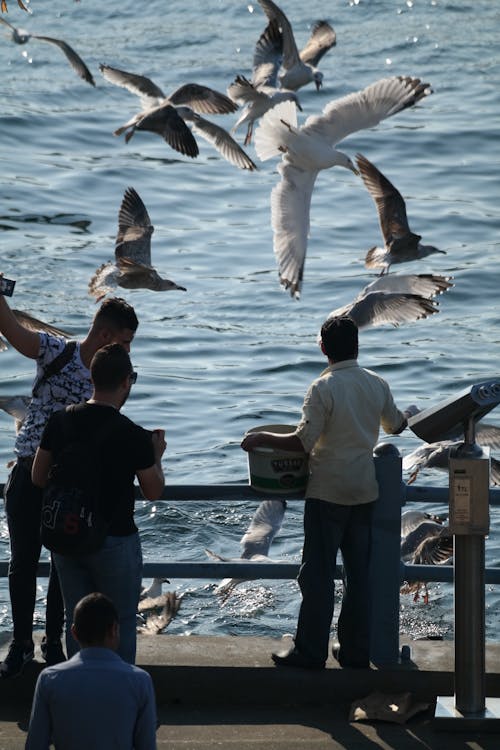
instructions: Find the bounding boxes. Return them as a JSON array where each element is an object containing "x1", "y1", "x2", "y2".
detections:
[{"x1": 241, "y1": 316, "x2": 409, "y2": 669}]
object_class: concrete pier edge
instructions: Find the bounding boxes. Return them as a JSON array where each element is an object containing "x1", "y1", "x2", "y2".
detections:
[{"x1": 1, "y1": 635, "x2": 500, "y2": 749}]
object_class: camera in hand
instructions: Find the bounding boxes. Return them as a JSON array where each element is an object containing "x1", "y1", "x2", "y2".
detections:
[{"x1": 0, "y1": 277, "x2": 16, "y2": 297}]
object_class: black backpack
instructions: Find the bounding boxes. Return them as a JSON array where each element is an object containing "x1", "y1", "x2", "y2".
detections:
[{"x1": 41, "y1": 405, "x2": 119, "y2": 556}]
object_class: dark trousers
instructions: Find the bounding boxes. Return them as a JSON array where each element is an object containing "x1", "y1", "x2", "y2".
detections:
[
  {"x1": 294, "y1": 498, "x2": 374, "y2": 665},
  {"x1": 4, "y1": 461, "x2": 64, "y2": 644}
]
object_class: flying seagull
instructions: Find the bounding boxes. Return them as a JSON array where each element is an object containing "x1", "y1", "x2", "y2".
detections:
[
  {"x1": 228, "y1": 19, "x2": 302, "y2": 145},
  {"x1": 0, "y1": 394, "x2": 30, "y2": 434},
  {"x1": 205, "y1": 498, "x2": 287, "y2": 602},
  {"x1": 1, "y1": 310, "x2": 71, "y2": 352},
  {"x1": 100, "y1": 63, "x2": 256, "y2": 170},
  {"x1": 254, "y1": 75, "x2": 432, "y2": 297},
  {"x1": 356, "y1": 153, "x2": 445, "y2": 274},
  {"x1": 89, "y1": 187, "x2": 186, "y2": 302},
  {"x1": 324, "y1": 273, "x2": 453, "y2": 329},
  {"x1": 0, "y1": 17, "x2": 95, "y2": 86},
  {"x1": 257, "y1": 0, "x2": 336, "y2": 91}
]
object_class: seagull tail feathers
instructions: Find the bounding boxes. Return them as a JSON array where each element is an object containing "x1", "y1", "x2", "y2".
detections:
[{"x1": 254, "y1": 100, "x2": 299, "y2": 162}]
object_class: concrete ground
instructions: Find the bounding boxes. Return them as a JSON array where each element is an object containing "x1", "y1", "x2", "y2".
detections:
[{"x1": 1, "y1": 635, "x2": 500, "y2": 749}]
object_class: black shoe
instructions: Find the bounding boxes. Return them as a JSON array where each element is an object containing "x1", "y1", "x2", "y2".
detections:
[
  {"x1": 0, "y1": 640, "x2": 35, "y2": 678},
  {"x1": 331, "y1": 644, "x2": 369, "y2": 669},
  {"x1": 272, "y1": 646, "x2": 325, "y2": 670},
  {"x1": 40, "y1": 637, "x2": 66, "y2": 666}
]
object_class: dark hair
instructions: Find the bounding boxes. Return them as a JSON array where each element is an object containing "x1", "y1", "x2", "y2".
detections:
[
  {"x1": 93, "y1": 297, "x2": 138, "y2": 333},
  {"x1": 73, "y1": 592, "x2": 118, "y2": 645},
  {"x1": 320, "y1": 316, "x2": 359, "y2": 362},
  {"x1": 90, "y1": 343, "x2": 133, "y2": 390}
]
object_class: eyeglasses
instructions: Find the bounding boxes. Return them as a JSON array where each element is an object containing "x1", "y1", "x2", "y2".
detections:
[{"x1": 129, "y1": 371, "x2": 138, "y2": 385}]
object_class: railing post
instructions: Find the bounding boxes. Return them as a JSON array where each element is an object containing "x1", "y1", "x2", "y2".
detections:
[{"x1": 370, "y1": 442, "x2": 404, "y2": 666}]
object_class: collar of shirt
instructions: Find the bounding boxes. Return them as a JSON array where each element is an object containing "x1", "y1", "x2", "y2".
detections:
[{"x1": 320, "y1": 359, "x2": 359, "y2": 377}]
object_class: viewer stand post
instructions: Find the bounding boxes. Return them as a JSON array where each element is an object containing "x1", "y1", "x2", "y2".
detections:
[{"x1": 407, "y1": 380, "x2": 500, "y2": 730}]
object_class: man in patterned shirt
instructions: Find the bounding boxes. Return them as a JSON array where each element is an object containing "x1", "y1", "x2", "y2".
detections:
[{"x1": 0, "y1": 284, "x2": 138, "y2": 678}]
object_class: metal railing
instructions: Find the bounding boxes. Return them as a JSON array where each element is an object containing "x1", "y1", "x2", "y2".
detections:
[{"x1": 1, "y1": 445, "x2": 500, "y2": 665}]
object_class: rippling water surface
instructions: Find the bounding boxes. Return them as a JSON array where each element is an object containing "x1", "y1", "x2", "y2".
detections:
[{"x1": 1, "y1": 0, "x2": 499, "y2": 642}]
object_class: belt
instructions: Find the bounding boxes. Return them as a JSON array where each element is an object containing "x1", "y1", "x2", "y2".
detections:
[{"x1": 17, "y1": 455, "x2": 35, "y2": 471}]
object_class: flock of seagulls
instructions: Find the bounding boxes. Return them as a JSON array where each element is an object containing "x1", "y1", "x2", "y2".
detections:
[{"x1": 1, "y1": 0, "x2": 466, "y2": 622}]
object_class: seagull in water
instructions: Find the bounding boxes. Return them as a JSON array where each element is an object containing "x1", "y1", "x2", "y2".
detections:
[
  {"x1": 356, "y1": 153, "x2": 445, "y2": 274},
  {"x1": 254, "y1": 75, "x2": 432, "y2": 298},
  {"x1": 257, "y1": 0, "x2": 336, "y2": 92},
  {"x1": 400, "y1": 510, "x2": 453, "y2": 603},
  {"x1": 324, "y1": 273, "x2": 453, "y2": 329},
  {"x1": 205, "y1": 498, "x2": 287, "y2": 603},
  {"x1": 137, "y1": 578, "x2": 183, "y2": 635},
  {"x1": 100, "y1": 63, "x2": 256, "y2": 171},
  {"x1": 228, "y1": 19, "x2": 302, "y2": 146},
  {"x1": 89, "y1": 187, "x2": 186, "y2": 302},
  {"x1": 0, "y1": 17, "x2": 95, "y2": 86}
]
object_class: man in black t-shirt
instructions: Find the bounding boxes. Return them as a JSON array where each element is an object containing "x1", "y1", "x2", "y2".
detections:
[{"x1": 32, "y1": 344, "x2": 166, "y2": 664}]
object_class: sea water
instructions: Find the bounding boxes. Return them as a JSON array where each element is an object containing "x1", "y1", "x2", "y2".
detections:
[{"x1": 0, "y1": 0, "x2": 499, "y2": 643}]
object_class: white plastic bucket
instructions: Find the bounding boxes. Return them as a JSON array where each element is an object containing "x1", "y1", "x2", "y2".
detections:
[{"x1": 246, "y1": 424, "x2": 309, "y2": 494}]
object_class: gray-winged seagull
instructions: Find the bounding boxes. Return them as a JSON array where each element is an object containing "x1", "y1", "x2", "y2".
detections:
[
  {"x1": 324, "y1": 273, "x2": 453, "y2": 329},
  {"x1": 228, "y1": 19, "x2": 302, "y2": 145},
  {"x1": 100, "y1": 63, "x2": 256, "y2": 170},
  {"x1": 89, "y1": 187, "x2": 186, "y2": 302},
  {"x1": 257, "y1": 0, "x2": 336, "y2": 91},
  {"x1": 356, "y1": 152, "x2": 445, "y2": 274},
  {"x1": 0, "y1": 16, "x2": 95, "y2": 86}
]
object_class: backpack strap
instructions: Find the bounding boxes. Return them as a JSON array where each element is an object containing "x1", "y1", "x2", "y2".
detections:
[{"x1": 32, "y1": 340, "x2": 78, "y2": 398}]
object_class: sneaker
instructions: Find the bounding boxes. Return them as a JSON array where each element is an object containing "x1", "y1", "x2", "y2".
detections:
[
  {"x1": 40, "y1": 636, "x2": 66, "y2": 666},
  {"x1": 0, "y1": 640, "x2": 35, "y2": 678}
]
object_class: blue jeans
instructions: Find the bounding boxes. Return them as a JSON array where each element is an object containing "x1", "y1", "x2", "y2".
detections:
[
  {"x1": 294, "y1": 498, "x2": 374, "y2": 665},
  {"x1": 54, "y1": 532, "x2": 143, "y2": 664},
  {"x1": 4, "y1": 460, "x2": 64, "y2": 644}
]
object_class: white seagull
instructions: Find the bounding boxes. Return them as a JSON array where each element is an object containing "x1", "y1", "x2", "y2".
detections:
[
  {"x1": 257, "y1": 0, "x2": 336, "y2": 91},
  {"x1": 324, "y1": 273, "x2": 453, "y2": 329},
  {"x1": 89, "y1": 187, "x2": 186, "y2": 302},
  {"x1": 356, "y1": 153, "x2": 445, "y2": 274},
  {"x1": 0, "y1": 16, "x2": 95, "y2": 86},
  {"x1": 205, "y1": 498, "x2": 287, "y2": 603},
  {"x1": 254, "y1": 75, "x2": 432, "y2": 297},
  {"x1": 228, "y1": 19, "x2": 302, "y2": 145},
  {"x1": 100, "y1": 63, "x2": 256, "y2": 170}
]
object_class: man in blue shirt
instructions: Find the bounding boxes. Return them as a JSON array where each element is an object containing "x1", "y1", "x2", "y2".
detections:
[{"x1": 25, "y1": 592, "x2": 157, "y2": 750}]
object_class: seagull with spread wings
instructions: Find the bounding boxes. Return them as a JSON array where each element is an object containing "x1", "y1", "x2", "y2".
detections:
[
  {"x1": 89, "y1": 187, "x2": 186, "y2": 302},
  {"x1": 257, "y1": 0, "x2": 336, "y2": 92},
  {"x1": 0, "y1": 16, "x2": 95, "y2": 86},
  {"x1": 324, "y1": 273, "x2": 453, "y2": 329},
  {"x1": 205, "y1": 499, "x2": 287, "y2": 603},
  {"x1": 356, "y1": 153, "x2": 445, "y2": 274},
  {"x1": 228, "y1": 19, "x2": 302, "y2": 146},
  {"x1": 1, "y1": 310, "x2": 71, "y2": 352},
  {"x1": 254, "y1": 75, "x2": 432, "y2": 298},
  {"x1": 100, "y1": 63, "x2": 256, "y2": 170}
]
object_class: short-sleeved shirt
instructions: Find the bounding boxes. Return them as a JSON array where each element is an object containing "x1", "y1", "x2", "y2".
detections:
[
  {"x1": 15, "y1": 333, "x2": 91, "y2": 459},
  {"x1": 295, "y1": 359, "x2": 405, "y2": 506},
  {"x1": 40, "y1": 403, "x2": 155, "y2": 535}
]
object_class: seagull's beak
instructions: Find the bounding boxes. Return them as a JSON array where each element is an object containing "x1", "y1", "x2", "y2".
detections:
[{"x1": 315, "y1": 79, "x2": 322, "y2": 91}]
